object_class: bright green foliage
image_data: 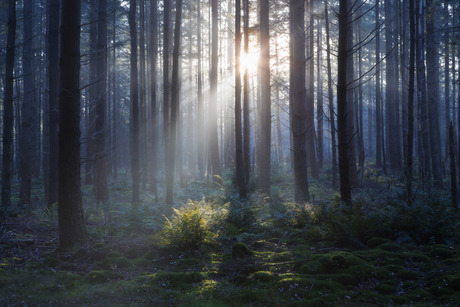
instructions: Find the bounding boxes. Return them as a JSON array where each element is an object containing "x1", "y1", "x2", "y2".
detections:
[{"x1": 158, "y1": 201, "x2": 216, "y2": 249}]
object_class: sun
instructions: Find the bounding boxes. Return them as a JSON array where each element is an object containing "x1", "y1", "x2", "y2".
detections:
[{"x1": 240, "y1": 50, "x2": 259, "y2": 74}]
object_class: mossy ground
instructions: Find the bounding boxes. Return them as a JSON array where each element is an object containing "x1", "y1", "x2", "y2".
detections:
[{"x1": 1, "y1": 171, "x2": 460, "y2": 306}]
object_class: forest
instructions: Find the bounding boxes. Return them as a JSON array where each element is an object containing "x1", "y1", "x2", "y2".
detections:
[{"x1": 1, "y1": 0, "x2": 460, "y2": 305}]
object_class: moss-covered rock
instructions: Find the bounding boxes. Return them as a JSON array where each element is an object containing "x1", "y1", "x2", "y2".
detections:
[{"x1": 232, "y1": 242, "x2": 254, "y2": 259}]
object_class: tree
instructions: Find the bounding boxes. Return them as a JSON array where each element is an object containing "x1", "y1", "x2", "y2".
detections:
[
  {"x1": 405, "y1": 0, "x2": 415, "y2": 206},
  {"x1": 95, "y1": 0, "x2": 109, "y2": 203},
  {"x1": 149, "y1": 0, "x2": 158, "y2": 197},
  {"x1": 47, "y1": 0, "x2": 60, "y2": 207},
  {"x1": 243, "y1": 0, "x2": 251, "y2": 183},
  {"x1": 384, "y1": 0, "x2": 402, "y2": 170},
  {"x1": 58, "y1": 0, "x2": 86, "y2": 248},
  {"x1": 129, "y1": 0, "x2": 140, "y2": 203},
  {"x1": 306, "y1": 0, "x2": 318, "y2": 178},
  {"x1": 337, "y1": 0, "x2": 353, "y2": 206},
  {"x1": 290, "y1": 0, "x2": 310, "y2": 203},
  {"x1": 375, "y1": 0, "x2": 383, "y2": 168},
  {"x1": 1, "y1": 0, "x2": 16, "y2": 210},
  {"x1": 209, "y1": 0, "x2": 222, "y2": 180},
  {"x1": 426, "y1": 0, "x2": 442, "y2": 188},
  {"x1": 258, "y1": 0, "x2": 271, "y2": 193},
  {"x1": 19, "y1": 0, "x2": 36, "y2": 206},
  {"x1": 235, "y1": 0, "x2": 247, "y2": 199},
  {"x1": 416, "y1": 0, "x2": 431, "y2": 187},
  {"x1": 324, "y1": 0, "x2": 337, "y2": 188},
  {"x1": 166, "y1": 0, "x2": 183, "y2": 205}
]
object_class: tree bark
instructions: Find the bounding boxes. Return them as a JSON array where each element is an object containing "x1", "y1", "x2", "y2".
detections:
[
  {"x1": 290, "y1": 0, "x2": 310, "y2": 203},
  {"x1": 209, "y1": 0, "x2": 222, "y2": 180},
  {"x1": 46, "y1": 0, "x2": 59, "y2": 207},
  {"x1": 243, "y1": 0, "x2": 251, "y2": 184},
  {"x1": 405, "y1": 0, "x2": 415, "y2": 206},
  {"x1": 19, "y1": 0, "x2": 35, "y2": 206},
  {"x1": 426, "y1": 0, "x2": 442, "y2": 188},
  {"x1": 1, "y1": 0, "x2": 16, "y2": 210},
  {"x1": 149, "y1": 0, "x2": 158, "y2": 197},
  {"x1": 166, "y1": 0, "x2": 183, "y2": 206},
  {"x1": 258, "y1": 0, "x2": 271, "y2": 193},
  {"x1": 129, "y1": 0, "x2": 140, "y2": 203},
  {"x1": 337, "y1": 0, "x2": 353, "y2": 206},
  {"x1": 324, "y1": 0, "x2": 337, "y2": 188},
  {"x1": 235, "y1": 0, "x2": 247, "y2": 199},
  {"x1": 58, "y1": 0, "x2": 86, "y2": 248},
  {"x1": 95, "y1": 0, "x2": 109, "y2": 203}
]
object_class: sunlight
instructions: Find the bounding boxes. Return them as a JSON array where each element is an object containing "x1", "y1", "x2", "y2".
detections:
[{"x1": 240, "y1": 50, "x2": 259, "y2": 74}]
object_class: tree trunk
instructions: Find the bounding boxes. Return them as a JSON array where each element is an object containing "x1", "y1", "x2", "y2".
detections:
[
  {"x1": 375, "y1": 0, "x2": 382, "y2": 168},
  {"x1": 1, "y1": 0, "x2": 16, "y2": 210},
  {"x1": 46, "y1": 0, "x2": 59, "y2": 207},
  {"x1": 290, "y1": 0, "x2": 310, "y2": 203},
  {"x1": 243, "y1": 0, "x2": 251, "y2": 184},
  {"x1": 196, "y1": 0, "x2": 204, "y2": 176},
  {"x1": 129, "y1": 0, "x2": 140, "y2": 203},
  {"x1": 316, "y1": 18, "x2": 323, "y2": 170},
  {"x1": 166, "y1": 0, "x2": 183, "y2": 206},
  {"x1": 426, "y1": 0, "x2": 442, "y2": 188},
  {"x1": 19, "y1": 0, "x2": 35, "y2": 207},
  {"x1": 235, "y1": 0, "x2": 247, "y2": 199},
  {"x1": 58, "y1": 0, "x2": 86, "y2": 248},
  {"x1": 324, "y1": 0, "x2": 337, "y2": 188},
  {"x1": 337, "y1": 0, "x2": 353, "y2": 206},
  {"x1": 149, "y1": 0, "x2": 158, "y2": 197},
  {"x1": 416, "y1": 0, "x2": 431, "y2": 187},
  {"x1": 405, "y1": 0, "x2": 415, "y2": 206},
  {"x1": 449, "y1": 122, "x2": 457, "y2": 208},
  {"x1": 306, "y1": 0, "x2": 318, "y2": 178},
  {"x1": 94, "y1": 0, "x2": 109, "y2": 203},
  {"x1": 209, "y1": 0, "x2": 222, "y2": 180},
  {"x1": 258, "y1": 0, "x2": 271, "y2": 193}
]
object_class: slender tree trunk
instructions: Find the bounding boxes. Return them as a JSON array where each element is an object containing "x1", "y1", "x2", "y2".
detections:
[
  {"x1": 112, "y1": 2, "x2": 118, "y2": 178},
  {"x1": 258, "y1": 0, "x2": 271, "y2": 193},
  {"x1": 58, "y1": 0, "x2": 86, "y2": 248},
  {"x1": 94, "y1": 0, "x2": 109, "y2": 203},
  {"x1": 426, "y1": 0, "x2": 442, "y2": 188},
  {"x1": 19, "y1": 0, "x2": 35, "y2": 206},
  {"x1": 449, "y1": 122, "x2": 457, "y2": 208},
  {"x1": 129, "y1": 0, "x2": 140, "y2": 203},
  {"x1": 243, "y1": 0, "x2": 251, "y2": 183},
  {"x1": 139, "y1": 0, "x2": 147, "y2": 188},
  {"x1": 324, "y1": 0, "x2": 337, "y2": 188},
  {"x1": 235, "y1": 0, "x2": 247, "y2": 199},
  {"x1": 290, "y1": 0, "x2": 310, "y2": 202},
  {"x1": 209, "y1": 0, "x2": 222, "y2": 180},
  {"x1": 85, "y1": 0, "x2": 99, "y2": 185},
  {"x1": 1, "y1": 0, "x2": 16, "y2": 210},
  {"x1": 405, "y1": 0, "x2": 415, "y2": 206},
  {"x1": 444, "y1": 2, "x2": 450, "y2": 164},
  {"x1": 317, "y1": 18, "x2": 323, "y2": 169},
  {"x1": 375, "y1": 0, "x2": 382, "y2": 168},
  {"x1": 306, "y1": 0, "x2": 318, "y2": 178},
  {"x1": 166, "y1": 0, "x2": 183, "y2": 206},
  {"x1": 149, "y1": 0, "x2": 158, "y2": 196},
  {"x1": 197, "y1": 0, "x2": 204, "y2": 176},
  {"x1": 416, "y1": 0, "x2": 431, "y2": 187},
  {"x1": 337, "y1": 0, "x2": 353, "y2": 206}
]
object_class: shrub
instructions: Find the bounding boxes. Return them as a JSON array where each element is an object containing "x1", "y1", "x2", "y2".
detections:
[{"x1": 158, "y1": 201, "x2": 216, "y2": 249}]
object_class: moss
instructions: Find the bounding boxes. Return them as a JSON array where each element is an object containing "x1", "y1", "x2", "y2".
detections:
[
  {"x1": 85, "y1": 270, "x2": 112, "y2": 283},
  {"x1": 366, "y1": 237, "x2": 392, "y2": 248},
  {"x1": 375, "y1": 283, "x2": 396, "y2": 295},
  {"x1": 428, "y1": 245, "x2": 455, "y2": 259},
  {"x1": 377, "y1": 242, "x2": 402, "y2": 252},
  {"x1": 149, "y1": 271, "x2": 207, "y2": 290},
  {"x1": 405, "y1": 289, "x2": 434, "y2": 301},
  {"x1": 249, "y1": 271, "x2": 276, "y2": 282},
  {"x1": 232, "y1": 242, "x2": 254, "y2": 259},
  {"x1": 132, "y1": 258, "x2": 151, "y2": 267}
]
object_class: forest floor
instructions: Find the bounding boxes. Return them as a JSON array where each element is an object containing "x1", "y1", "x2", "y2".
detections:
[{"x1": 1, "y1": 167, "x2": 460, "y2": 306}]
